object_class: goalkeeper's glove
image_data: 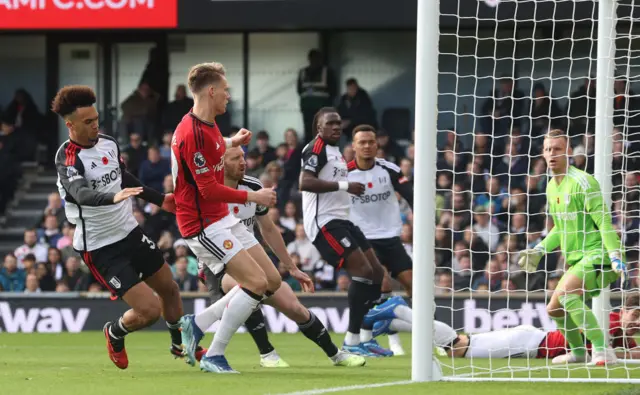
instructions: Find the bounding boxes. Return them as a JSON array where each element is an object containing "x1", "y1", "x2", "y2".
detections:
[
  {"x1": 610, "y1": 252, "x2": 628, "y2": 289},
  {"x1": 517, "y1": 245, "x2": 545, "y2": 273}
]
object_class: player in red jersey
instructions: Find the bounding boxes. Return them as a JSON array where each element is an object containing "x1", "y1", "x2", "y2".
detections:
[
  {"x1": 171, "y1": 62, "x2": 279, "y2": 373},
  {"x1": 376, "y1": 293, "x2": 640, "y2": 360}
]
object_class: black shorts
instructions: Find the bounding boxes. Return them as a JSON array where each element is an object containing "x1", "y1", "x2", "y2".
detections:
[
  {"x1": 313, "y1": 219, "x2": 371, "y2": 268},
  {"x1": 82, "y1": 227, "x2": 165, "y2": 298},
  {"x1": 369, "y1": 236, "x2": 413, "y2": 278}
]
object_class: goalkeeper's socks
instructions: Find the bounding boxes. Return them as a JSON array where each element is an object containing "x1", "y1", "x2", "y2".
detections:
[
  {"x1": 299, "y1": 311, "x2": 340, "y2": 358},
  {"x1": 560, "y1": 294, "x2": 606, "y2": 353},
  {"x1": 166, "y1": 320, "x2": 183, "y2": 348},
  {"x1": 551, "y1": 315, "x2": 585, "y2": 358},
  {"x1": 244, "y1": 308, "x2": 275, "y2": 355}
]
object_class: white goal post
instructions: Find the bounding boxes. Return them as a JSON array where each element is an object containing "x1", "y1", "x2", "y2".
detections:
[{"x1": 413, "y1": 0, "x2": 640, "y2": 383}]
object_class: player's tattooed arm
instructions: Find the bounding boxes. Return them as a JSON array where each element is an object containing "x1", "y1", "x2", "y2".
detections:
[{"x1": 55, "y1": 149, "x2": 116, "y2": 206}]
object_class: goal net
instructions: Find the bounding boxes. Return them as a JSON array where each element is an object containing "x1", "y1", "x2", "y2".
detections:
[{"x1": 430, "y1": 0, "x2": 640, "y2": 383}]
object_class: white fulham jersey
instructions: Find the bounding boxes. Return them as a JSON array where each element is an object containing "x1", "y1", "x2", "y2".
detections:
[
  {"x1": 55, "y1": 134, "x2": 138, "y2": 252},
  {"x1": 347, "y1": 158, "x2": 413, "y2": 240},
  {"x1": 227, "y1": 175, "x2": 268, "y2": 233},
  {"x1": 301, "y1": 137, "x2": 350, "y2": 242}
]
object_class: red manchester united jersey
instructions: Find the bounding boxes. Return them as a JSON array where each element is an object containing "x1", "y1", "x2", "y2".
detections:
[
  {"x1": 538, "y1": 311, "x2": 636, "y2": 358},
  {"x1": 171, "y1": 112, "x2": 248, "y2": 238}
]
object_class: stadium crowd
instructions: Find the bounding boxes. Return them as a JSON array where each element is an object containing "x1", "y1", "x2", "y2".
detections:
[{"x1": 1, "y1": 70, "x2": 640, "y2": 296}]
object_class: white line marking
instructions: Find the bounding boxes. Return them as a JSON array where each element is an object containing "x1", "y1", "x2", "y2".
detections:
[{"x1": 270, "y1": 380, "x2": 414, "y2": 395}]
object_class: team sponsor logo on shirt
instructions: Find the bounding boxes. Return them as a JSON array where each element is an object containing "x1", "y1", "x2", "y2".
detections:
[
  {"x1": 223, "y1": 240, "x2": 234, "y2": 250},
  {"x1": 194, "y1": 152, "x2": 207, "y2": 168}
]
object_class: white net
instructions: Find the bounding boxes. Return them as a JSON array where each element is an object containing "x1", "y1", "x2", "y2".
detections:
[{"x1": 433, "y1": 0, "x2": 640, "y2": 382}]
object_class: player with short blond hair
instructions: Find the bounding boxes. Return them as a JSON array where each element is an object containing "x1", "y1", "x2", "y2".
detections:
[{"x1": 517, "y1": 128, "x2": 627, "y2": 366}]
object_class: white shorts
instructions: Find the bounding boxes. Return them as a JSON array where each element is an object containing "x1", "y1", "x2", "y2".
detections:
[
  {"x1": 186, "y1": 214, "x2": 260, "y2": 276},
  {"x1": 467, "y1": 325, "x2": 547, "y2": 359}
]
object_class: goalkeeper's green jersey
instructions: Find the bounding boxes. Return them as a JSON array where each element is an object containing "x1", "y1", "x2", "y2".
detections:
[{"x1": 539, "y1": 166, "x2": 622, "y2": 266}]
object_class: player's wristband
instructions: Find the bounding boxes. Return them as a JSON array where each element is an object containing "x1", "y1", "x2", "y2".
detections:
[
  {"x1": 224, "y1": 137, "x2": 233, "y2": 148},
  {"x1": 338, "y1": 181, "x2": 349, "y2": 191}
]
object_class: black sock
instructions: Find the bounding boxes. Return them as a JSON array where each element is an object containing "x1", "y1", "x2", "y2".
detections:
[
  {"x1": 347, "y1": 277, "x2": 374, "y2": 333},
  {"x1": 375, "y1": 292, "x2": 393, "y2": 307},
  {"x1": 244, "y1": 308, "x2": 275, "y2": 355},
  {"x1": 166, "y1": 321, "x2": 182, "y2": 347},
  {"x1": 370, "y1": 283, "x2": 382, "y2": 309},
  {"x1": 299, "y1": 311, "x2": 339, "y2": 358},
  {"x1": 108, "y1": 317, "x2": 129, "y2": 339}
]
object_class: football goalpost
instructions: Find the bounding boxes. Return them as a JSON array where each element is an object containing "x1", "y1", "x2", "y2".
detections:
[{"x1": 413, "y1": 0, "x2": 640, "y2": 383}]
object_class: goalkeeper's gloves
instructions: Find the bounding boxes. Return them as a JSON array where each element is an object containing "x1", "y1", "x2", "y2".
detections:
[
  {"x1": 517, "y1": 245, "x2": 545, "y2": 273},
  {"x1": 610, "y1": 252, "x2": 628, "y2": 288}
]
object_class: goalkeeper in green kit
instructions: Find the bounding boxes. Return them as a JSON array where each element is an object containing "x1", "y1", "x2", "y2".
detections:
[{"x1": 518, "y1": 129, "x2": 628, "y2": 366}]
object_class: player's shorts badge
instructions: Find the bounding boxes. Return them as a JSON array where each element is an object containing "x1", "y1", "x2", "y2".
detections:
[
  {"x1": 340, "y1": 237, "x2": 351, "y2": 248},
  {"x1": 194, "y1": 152, "x2": 207, "y2": 168},
  {"x1": 109, "y1": 277, "x2": 122, "y2": 289},
  {"x1": 223, "y1": 240, "x2": 234, "y2": 250}
]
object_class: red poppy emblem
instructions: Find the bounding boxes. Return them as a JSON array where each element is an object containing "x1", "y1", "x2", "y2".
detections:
[
  {"x1": 233, "y1": 206, "x2": 239, "y2": 214},
  {"x1": 102, "y1": 157, "x2": 109, "y2": 165},
  {"x1": 557, "y1": 197, "x2": 560, "y2": 204},
  {"x1": 367, "y1": 182, "x2": 373, "y2": 188}
]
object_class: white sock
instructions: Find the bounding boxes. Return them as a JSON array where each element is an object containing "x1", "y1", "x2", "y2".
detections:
[
  {"x1": 344, "y1": 331, "x2": 360, "y2": 346},
  {"x1": 388, "y1": 333, "x2": 403, "y2": 349},
  {"x1": 394, "y1": 305, "x2": 412, "y2": 323},
  {"x1": 194, "y1": 285, "x2": 240, "y2": 332},
  {"x1": 206, "y1": 288, "x2": 262, "y2": 357},
  {"x1": 389, "y1": 319, "x2": 412, "y2": 332},
  {"x1": 360, "y1": 329, "x2": 373, "y2": 343}
]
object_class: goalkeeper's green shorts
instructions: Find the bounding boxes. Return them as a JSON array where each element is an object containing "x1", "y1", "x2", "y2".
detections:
[{"x1": 558, "y1": 253, "x2": 619, "y2": 299}]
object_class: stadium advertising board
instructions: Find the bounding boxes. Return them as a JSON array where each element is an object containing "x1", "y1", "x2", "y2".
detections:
[
  {"x1": 0, "y1": 295, "x2": 621, "y2": 334},
  {"x1": 0, "y1": 0, "x2": 177, "y2": 29}
]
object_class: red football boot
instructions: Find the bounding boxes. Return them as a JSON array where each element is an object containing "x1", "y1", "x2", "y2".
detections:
[{"x1": 103, "y1": 322, "x2": 129, "y2": 369}]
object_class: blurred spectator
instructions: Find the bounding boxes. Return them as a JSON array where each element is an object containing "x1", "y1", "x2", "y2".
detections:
[
  {"x1": 120, "y1": 81, "x2": 160, "y2": 141},
  {"x1": 472, "y1": 205, "x2": 500, "y2": 252},
  {"x1": 37, "y1": 214, "x2": 62, "y2": 247},
  {"x1": 41, "y1": 192, "x2": 66, "y2": 228},
  {"x1": 162, "y1": 84, "x2": 194, "y2": 133},
  {"x1": 480, "y1": 76, "x2": 525, "y2": 153},
  {"x1": 35, "y1": 261, "x2": 56, "y2": 291},
  {"x1": 343, "y1": 144, "x2": 355, "y2": 163},
  {"x1": 287, "y1": 224, "x2": 323, "y2": 272},
  {"x1": 46, "y1": 247, "x2": 65, "y2": 283},
  {"x1": 138, "y1": 146, "x2": 170, "y2": 193},
  {"x1": 123, "y1": 132, "x2": 148, "y2": 177},
  {"x1": 173, "y1": 257, "x2": 199, "y2": 292},
  {"x1": 21, "y1": 254, "x2": 36, "y2": 275},
  {"x1": 2, "y1": 88, "x2": 41, "y2": 161},
  {"x1": 277, "y1": 128, "x2": 303, "y2": 209},
  {"x1": 245, "y1": 151, "x2": 264, "y2": 178},
  {"x1": 57, "y1": 222, "x2": 79, "y2": 262},
  {"x1": 337, "y1": 78, "x2": 377, "y2": 143},
  {"x1": 56, "y1": 282, "x2": 70, "y2": 293},
  {"x1": 173, "y1": 239, "x2": 199, "y2": 276},
  {"x1": 400, "y1": 223, "x2": 413, "y2": 258},
  {"x1": 24, "y1": 273, "x2": 41, "y2": 293},
  {"x1": 529, "y1": 82, "x2": 564, "y2": 145},
  {"x1": 63, "y1": 256, "x2": 89, "y2": 291},
  {"x1": 280, "y1": 201, "x2": 299, "y2": 232},
  {"x1": 566, "y1": 77, "x2": 596, "y2": 140},
  {"x1": 250, "y1": 130, "x2": 277, "y2": 166},
  {"x1": 267, "y1": 207, "x2": 294, "y2": 245},
  {"x1": 376, "y1": 129, "x2": 405, "y2": 164},
  {"x1": 472, "y1": 258, "x2": 504, "y2": 292},
  {"x1": 336, "y1": 271, "x2": 351, "y2": 291},
  {"x1": 0, "y1": 254, "x2": 26, "y2": 292},
  {"x1": 14, "y1": 229, "x2": 48, "y2": 268},
  {"x1": 297, "y1": 49, "x2": 337, "y2": 143},
  {"x1": 399, "y1": 157, "x2": 413, "y2": 181},
  {"x1": 0, "y1": 137, "x2": 22, "y2": 215},
  {"x1": 160, "y1": 132, "x2": 173, "y2": 160}
]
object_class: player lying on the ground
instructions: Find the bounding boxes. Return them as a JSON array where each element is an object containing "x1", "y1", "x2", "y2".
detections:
[
  {"x1": 299, "y1": 108, "x2": 392, "y2": 357},
  {"x1": 372, "y1": 292, "x2": 640, "y2": 360},
  {"x1": 195, "y1": 147, "x2": 365, "y2": 368},
  {"x1": 172, "y1": 62, "x2": 279, "y2": 373},
  {"x1": 52, "y1": 86, "x2": 184, "y2": 370},
  {"x1": 518, "y1": 129, "x2": 628, "y2": 365},
  {"x1": 347, "y1": 125, "x2": 414, "y2": 355}
]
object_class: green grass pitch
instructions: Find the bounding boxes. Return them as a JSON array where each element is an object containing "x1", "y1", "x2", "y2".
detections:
[{"x1": 0, "y1": 332, "x2": 638, "y2": 395}]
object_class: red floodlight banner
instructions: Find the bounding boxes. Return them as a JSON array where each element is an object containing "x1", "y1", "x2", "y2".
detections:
[{"x1": 0, "y1": 0, "x2": 177, "y2": 29}]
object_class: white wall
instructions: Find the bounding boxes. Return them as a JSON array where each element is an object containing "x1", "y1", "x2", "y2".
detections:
[
  {"x1": 168, "y1": 34, "x2": 244, "y2": 128},
  {"x1": 0, "y1": 36, "x2": 46, "y2": 113},
  {"x1": 248, "y1": 32, "x2": 319, "y2": 143}
]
